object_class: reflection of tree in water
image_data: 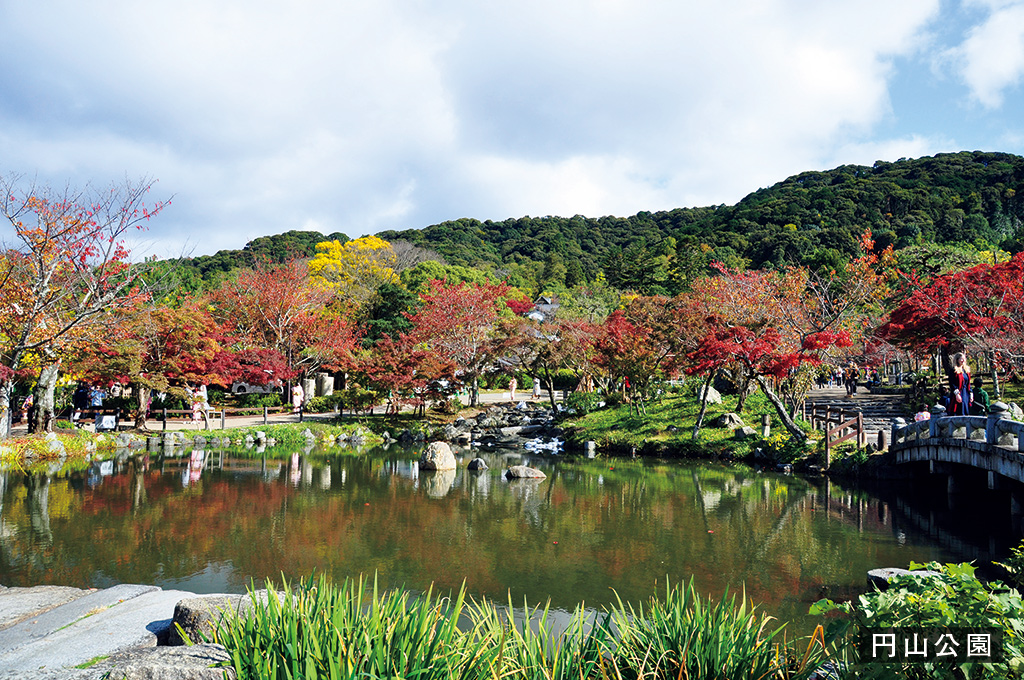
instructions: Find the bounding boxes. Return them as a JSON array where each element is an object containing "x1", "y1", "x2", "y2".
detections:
[
  {"x1": 129, "y1": 458, "x2": 147, "y2": 511},
  {"x1": 25, "y1": 473, "x2": 52, "y2": 546}
]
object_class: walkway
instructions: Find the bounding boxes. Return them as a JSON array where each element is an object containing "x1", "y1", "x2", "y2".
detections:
[
  {"x1": 804, "y1": 385, "x2": 910, "y2": 441},
  {"x1": 6, "y1": 389, "x2": 554, "y2": 437}
]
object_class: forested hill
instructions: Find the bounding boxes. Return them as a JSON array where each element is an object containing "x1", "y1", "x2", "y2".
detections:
[
  {"x1": 377, "y1": 150, "x2": 1024, "y2": 278},
  {"x1": 168, "y1": 150, "x2": 1024, "y2": 293}
]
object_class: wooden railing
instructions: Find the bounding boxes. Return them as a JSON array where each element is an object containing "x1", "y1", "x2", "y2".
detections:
[
  {"x1": 157, "y1": 405, "x2": 306, "y2": 430},
  {"x1": 803, "y1": 403, "x2": 865, "y2": 469}
]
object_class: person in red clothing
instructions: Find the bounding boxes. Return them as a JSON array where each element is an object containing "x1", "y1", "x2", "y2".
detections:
[{"x1": 947, "y1": 352, "x2": 972, "y2": 416}]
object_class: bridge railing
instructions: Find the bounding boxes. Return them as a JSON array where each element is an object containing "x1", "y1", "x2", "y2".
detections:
[{"x1": 890, "y1": 402, "x2": 1024, "y2": 453}]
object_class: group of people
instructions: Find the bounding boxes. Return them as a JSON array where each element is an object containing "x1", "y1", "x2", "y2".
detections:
[
  {"x1": 913, "y1": 351, "x2": 992, "y2": 422},
  {"x1": 507, "y1": 376, "x2": 543, "y2": 402}
]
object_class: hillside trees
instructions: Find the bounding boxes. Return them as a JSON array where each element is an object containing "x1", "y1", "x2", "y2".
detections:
[
  {"x1": 0, "y1": 175, "x2": 168, "y2": 436},
  {"x1": 308, "y1": 235, "x2": 399, "y2": 312}
]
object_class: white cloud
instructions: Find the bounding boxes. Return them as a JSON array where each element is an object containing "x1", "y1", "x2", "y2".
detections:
[
  {"x1": 0, "y1": 0, "x2": 955, "y2": 257},
  {"x1": 947, "y1": 0, "x2": 1024, "y2": 107}
]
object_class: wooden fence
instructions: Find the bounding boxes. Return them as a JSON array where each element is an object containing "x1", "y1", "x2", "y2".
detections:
[{"x1": 803, "y1": 403, "x2": 865, "y2": 469}]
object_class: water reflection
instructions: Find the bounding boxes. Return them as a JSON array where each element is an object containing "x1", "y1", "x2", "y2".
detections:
[{"x1": 0, "y1": 447, "x2": 1013, "y2": 632}]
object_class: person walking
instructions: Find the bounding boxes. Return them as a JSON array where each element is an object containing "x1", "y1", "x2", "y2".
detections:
[{"x1": 509, "y1": 376, "x2": 517, "y2": 402}]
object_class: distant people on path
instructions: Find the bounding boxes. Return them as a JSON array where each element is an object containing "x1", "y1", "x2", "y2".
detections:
[
  {"x1": 532, "y1": 379, "x2": 541, "y2": 399},
  {"x1": 971, "y1": 376, "x2": 991, "y2": 415},
  {"x1": 292, "y1": 383, "x2": 305, "y2": 413},
  {"x1": 947, "y1": 352, "x2": 972, "y2": 416},
  {"x1": 844, "y1": 363, "x2": 859, "y2": 396},
  {"x1": 508, "y1": 376, "x2": 517, "y2": 402},
  {"x1": 72, "y1": 383, "x2": 90, "y2": 425},
  {"x1": 186, "y1": 382, "x2": 209, "y2": 426}
]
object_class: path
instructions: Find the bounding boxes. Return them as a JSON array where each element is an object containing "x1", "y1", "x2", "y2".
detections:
[
  {"x1": 805, "y1": 385, "x2": 911, "y2": 441},
  {"x1": 7, "y1": 389, "x2": 558, "y2": 438}
]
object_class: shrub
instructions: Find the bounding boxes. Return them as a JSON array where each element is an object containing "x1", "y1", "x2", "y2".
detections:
[
  {"x1": 812, "y1": 561, "x2": 1024, "y2": 678},
  {"x1": 760, "y1": 432, "x2": 807, "y2": 464},
  {"x1": 565, "y1": 390, "x2": 601, "y2": 415},
  {"x1": 303, "y1": 395, "x2": 341, "y2": 413},
  {"x1": 237, "y1": 392, "x2": 283, "y2": 408}
]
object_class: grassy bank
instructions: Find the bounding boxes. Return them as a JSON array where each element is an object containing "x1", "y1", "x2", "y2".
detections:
[{"x1": 562, "y1": 390, "x2": 822, "y2": 466}]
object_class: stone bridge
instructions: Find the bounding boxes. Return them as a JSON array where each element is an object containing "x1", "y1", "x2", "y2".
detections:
[{"x1": 888, "y1": 402, "x2": 1024, "y2": 489}]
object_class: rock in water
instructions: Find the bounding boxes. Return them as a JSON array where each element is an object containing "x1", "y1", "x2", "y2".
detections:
[
  {"x1": 467, "y1": 457, "x2": 488, "y2": 470},
  {"x1": 420, "y1": 441, "x2": 457, "y2": 470},
  {"x1": 505, "y1": 465, "x2": 546, "y2": 479}
]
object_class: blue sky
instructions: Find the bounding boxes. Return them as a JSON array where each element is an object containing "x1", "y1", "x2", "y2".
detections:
[{"x1": 1, "y1": 0, "x2": 1023, "y2": 258}]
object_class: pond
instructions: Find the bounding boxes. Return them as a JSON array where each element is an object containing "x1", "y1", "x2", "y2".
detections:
[{"x1": 0, "y1": 446, "x2": 1013, "y2": 632}]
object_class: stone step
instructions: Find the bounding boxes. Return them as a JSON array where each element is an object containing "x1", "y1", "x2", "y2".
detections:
[
  {"x1": 0, "y1": 587, "x2": 190, "y2": 675},
  {"x1": 0, "y1": 586, "x2": 89, "y2": 632},
  {"x1": 0, "y1": 583, "x2": 160, "y2": 655}
]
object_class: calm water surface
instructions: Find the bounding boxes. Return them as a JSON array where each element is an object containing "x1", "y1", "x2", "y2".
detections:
[{"x1": 0, "y1": 446, "x2": 1010, "y2": 630}]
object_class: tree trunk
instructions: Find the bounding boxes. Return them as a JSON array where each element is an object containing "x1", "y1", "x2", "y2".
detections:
[
  {"x1": 543, "y1": 366, "x2": 558, "y2": 411},
  {"x1": 735, "y1": 368, "x2": 753, "y2": 413},
  {"x1": 31, "y1": 362, "x2": 60, "y2": 434},
  {"x1": 0, "y1": 380, "x2": 12, "y2": 439},
  {"x1": 754, "y1": 375, "x2": 808, "y2": 442},
  {"x1": 135, "y1": 384, "x2": 151, "y2": 429},
  {"x1": 691, "y1": 371, "x2": 715, "y2": 440}
]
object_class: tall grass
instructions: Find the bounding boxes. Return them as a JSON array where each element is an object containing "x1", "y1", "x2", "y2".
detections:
[{"x1": 210, "y1": 574, "x2": 829, "y2": 680}]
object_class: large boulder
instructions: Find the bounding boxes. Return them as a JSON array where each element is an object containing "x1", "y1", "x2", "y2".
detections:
[
  {"x1": 733, "y1": 426, "x2": 758, "y2": 440},
  {"x1": 169, "y1": 592, "x2": 271, "y2": 645},
  {"x1": 710, "y1": 413, "x2": 744, "y2": 430},
  {"x1": 467, "y1": 457, "x2": 488, "y2": 471},
  {"x1": 698, "y1": 385, "x2": 722, "y2": 405},
  {"x1": 505, "y1": 465, "x2": 546, "y2": 479},
  {"x1": 420, "y1": 441, "x2": 457, "y2": 470}
]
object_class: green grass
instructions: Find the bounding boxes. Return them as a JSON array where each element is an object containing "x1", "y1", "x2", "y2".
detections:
[
  {"x1": 563, "y1": 390, "x2": 810, "y2": 459},
  {"x1": 73, "y1": 654, "x2": 109, "y2": 669},
  {"x1": 211, "y1": 574, "x2": 829, "y2": 680}
]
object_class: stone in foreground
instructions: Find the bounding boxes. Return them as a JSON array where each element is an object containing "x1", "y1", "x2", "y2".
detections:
[{"x1": 95, "y1": 643, "x2": 236, "y2": 680}]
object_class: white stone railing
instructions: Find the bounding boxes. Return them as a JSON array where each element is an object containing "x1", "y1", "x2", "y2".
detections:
[{"x1": 890, "y1": 402, "x2": 1024, "y2": 453}]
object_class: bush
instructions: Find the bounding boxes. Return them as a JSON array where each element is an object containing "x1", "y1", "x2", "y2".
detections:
[
  {"x1": 812, "y1": 561, "x2": 1024, "y2": 678},
  {"x1": 303, "y1": 395, "x2": 341, "y2": 413},
  {"x1": 759, "y1": 432, "x2": 807, "y2": 464},
  {"x1": 431, "y1": 396, "x2": 462, "y2": 415},
  {"x1": 565, "y1": 390, "x2": 601, "y2": 415},
  {"x1": 236, "y1": 392, "x2": 283, "y2": 408}
]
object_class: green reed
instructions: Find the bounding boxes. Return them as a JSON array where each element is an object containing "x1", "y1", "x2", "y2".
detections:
[{"x1": 211, "y1": 574, "x2": 828, "y2": 680}]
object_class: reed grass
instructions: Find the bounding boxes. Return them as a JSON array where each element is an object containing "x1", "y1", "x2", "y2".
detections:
[{"x1": 210, "y1": 574, "x2": 830, "y2": 680}]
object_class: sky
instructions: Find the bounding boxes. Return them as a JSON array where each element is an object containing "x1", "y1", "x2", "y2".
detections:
[{"x1": 2, "y1": 0, "x2": 1024, "y2": 259}]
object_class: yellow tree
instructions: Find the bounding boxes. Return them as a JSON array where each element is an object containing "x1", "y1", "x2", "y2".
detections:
[{"x1": 308, "y1": 235, "x2": 399, "y2": 312}]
